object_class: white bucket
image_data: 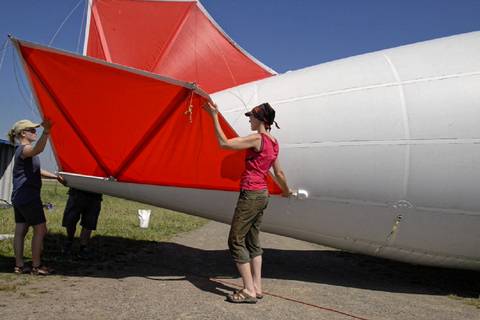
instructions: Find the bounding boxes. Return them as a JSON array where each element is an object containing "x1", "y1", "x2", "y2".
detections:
[{"x1": 138, "y1": 209, "x2": 151, "y2": 228}]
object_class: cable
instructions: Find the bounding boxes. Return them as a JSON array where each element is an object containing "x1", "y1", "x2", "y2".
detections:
[
  {"x1": 48, "y1": 0, "x2": 84, "y2": 47},
  {"x1": 146, "y1": 258, "x2": 371, "y2": 320},
  {"x1": 12, "y1": 46, "x2": 39, "y2": 118},
  {"x1": 211, "y1": 277, "x2": 370, "y2": 320},
  {"x1": 76, "y1": 0, "x2": 89, "y2": 53},
  {"x1": 0, "y1": 38, "x2": 9, "y2": 74}
]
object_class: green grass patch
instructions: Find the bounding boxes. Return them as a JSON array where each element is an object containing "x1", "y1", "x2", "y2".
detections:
[
  {"x1": 449, "y1": 294, "x2": 480, "y2": 309},
  {"x1": 0, "y1": 181, "x2": 207, "y2": 278}
]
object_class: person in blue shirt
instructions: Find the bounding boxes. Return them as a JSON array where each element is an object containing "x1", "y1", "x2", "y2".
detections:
[{"x1": 7, "y1": 119, "x2": 63, "y2": 275}]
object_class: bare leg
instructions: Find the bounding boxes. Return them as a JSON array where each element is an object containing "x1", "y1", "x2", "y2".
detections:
[
  {"x1": 66, "y1": 225, "x2": 76, "y2": 242},
  {"x1": 62, "y1": 225, "x2": 76, "y2": 255},
  {"x1": 31, "y1": 223, "x2": 47, "y2": 267},
  {"x1": 236, "y1": 262, "x2": 256, "y2": 297},
  {"x1": 250, "y1": 255, "x2": 262, "y2": 295},
  {"x1": 79, "y1": 228, "x2": 92, "y2": 247},
  {"x1": 14, "y1": 223, "x2": 29, "y2": 267}
]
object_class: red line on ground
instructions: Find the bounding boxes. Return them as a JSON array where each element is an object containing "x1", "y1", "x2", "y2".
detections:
[{"x1": 211, "y1": 278, "x2": 370, "y2": 320}]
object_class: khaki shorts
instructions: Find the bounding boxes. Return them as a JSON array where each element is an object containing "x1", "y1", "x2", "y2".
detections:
[{"x1": 228, "y1": 189, "x2": 269, "y2": 263}]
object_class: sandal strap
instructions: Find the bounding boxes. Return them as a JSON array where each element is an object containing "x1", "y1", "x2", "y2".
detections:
[
  {"x1": 32, "y1": 265, "x2": 53, "y2": 275},
  {"x1": 234, "y1": 289, "x2": 261, "y2": 299},
  {"x1": 229, "y1": 289, "x2": 257, "y2": 302},
  {"x1": 232, "y1": 291, "x2": 247, "y2": 301},
  {"x1": 14, "y1": 265, "x2": 31, "y2": 274}
]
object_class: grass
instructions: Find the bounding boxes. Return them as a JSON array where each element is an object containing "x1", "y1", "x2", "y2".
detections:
[
  {"x1": 449, "y1": 294, "x2": 480, "y2": 309},
  {"x1": 0, "y1": 181, "x2": 207, "y2": 286}
]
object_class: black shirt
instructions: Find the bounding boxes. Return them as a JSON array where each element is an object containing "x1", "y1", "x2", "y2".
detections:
[{"x1": 12, "y1": 145, "x2": 42, "y2": 205}]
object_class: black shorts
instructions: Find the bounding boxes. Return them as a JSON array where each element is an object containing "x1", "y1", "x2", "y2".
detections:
[
  {"x1": 62, "y1": 194, "x2": 102, "y2": 231},
  {"x1": 13, "y1": 199, "x2": 46, "y2": 226}
]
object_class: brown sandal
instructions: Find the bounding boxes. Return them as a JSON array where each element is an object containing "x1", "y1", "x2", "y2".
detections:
[
  {"x1": 13, "y1": 265, "x2": 31, "y2": 274},
  {"x1": 226, "y1": 289, "x2": 257, "y2": 304},
  {"x1": 31, "y1": 265, "x2": 54, "y2": 276},
  {"x1": 235, "y1": 289, "x2": 263, "y2": 300}
]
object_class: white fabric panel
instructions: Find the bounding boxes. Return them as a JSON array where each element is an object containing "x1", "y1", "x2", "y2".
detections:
[
  {"x1": 384, "y1": 32, "x2": 480, "y2": 80},
  {"x1": 280, "y1": 145, "x2": 406, "y2": 203},
  {"x1": 404, "y1": 76, "x2": 480, "y2": 139},
  {"x1": 272, "y1": 87, "x2": 406, "y2": 143},
  {"x1": 0, "y1": 142, "x2": 15, "y2": 204},
  {"x1": 408, "y1": 144, "x2": 480, "y2": 212},
  {"x1": 395, "y1": 207, "x2": 479, "y2": 259}
]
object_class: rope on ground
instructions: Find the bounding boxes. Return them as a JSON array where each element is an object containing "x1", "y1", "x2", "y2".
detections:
[
  {"x1": 147, "y1": 258, "x2": 371, "y2": 320},
  {"x1": 149, "y1": 258, "x2": 370, "y2": 319},
  {"x1": 210, "y1": 277, "x2": 370, "y2": 320}
]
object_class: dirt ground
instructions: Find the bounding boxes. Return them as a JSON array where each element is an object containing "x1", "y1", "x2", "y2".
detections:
[{"x1": 0, "y1": 221, "x2": 479, "y2": 320}]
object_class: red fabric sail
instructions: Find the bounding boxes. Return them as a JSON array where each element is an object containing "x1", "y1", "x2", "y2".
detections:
[
  {"x1": 15, "y1": 40, "x2": 281, "y2": 193},
  {"x1": 85, "y1": 0, "x2": 275, "y2": 93}
]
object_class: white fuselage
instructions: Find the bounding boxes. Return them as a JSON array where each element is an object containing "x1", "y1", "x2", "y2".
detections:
[{"x1": 63, "y1": 31, "x2": 480, "y2": 270}]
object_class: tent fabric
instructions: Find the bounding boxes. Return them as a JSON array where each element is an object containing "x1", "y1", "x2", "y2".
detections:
[
  {"x1": 85, "y1": 0, "x2": 275, "y2": 93},
  {"x1": 15, "y1": 40, "x2": 281, "y2": 194},
  {"x1": 0, "y1": 139, "x2": 15, "y2": 204}
]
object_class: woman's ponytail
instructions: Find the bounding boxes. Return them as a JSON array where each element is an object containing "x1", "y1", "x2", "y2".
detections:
[{"x1": 7, "y1": 129, "x2": 16, "y2": 144}]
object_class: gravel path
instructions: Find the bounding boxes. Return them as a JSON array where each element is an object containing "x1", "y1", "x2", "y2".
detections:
[{"x1": 0, "y1": 221, "x2": 478, "y2": 320}]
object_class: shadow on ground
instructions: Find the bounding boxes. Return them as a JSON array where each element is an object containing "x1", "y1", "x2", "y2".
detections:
[{"x1": 0, "y1": 233, "x2": 478, "y2": 298}]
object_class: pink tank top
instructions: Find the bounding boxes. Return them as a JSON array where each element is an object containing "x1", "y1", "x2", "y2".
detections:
[{"x1": 240, "y1": 133, "x2": 279, "y2": 190}]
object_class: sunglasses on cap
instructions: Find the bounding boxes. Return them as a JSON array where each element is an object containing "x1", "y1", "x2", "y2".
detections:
[{"x1": 24, "y1": 128, "x2": 37, "y2": 134}]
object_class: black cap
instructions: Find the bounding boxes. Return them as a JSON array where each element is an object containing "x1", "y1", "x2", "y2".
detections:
[{"x1": 244, "y1": 103, "x2": 279, "y2": 130}]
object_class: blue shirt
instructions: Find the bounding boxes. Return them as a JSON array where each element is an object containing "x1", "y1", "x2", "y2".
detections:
[{"x1": 11, "y1": 145, "x2": 42, "y2": 205}]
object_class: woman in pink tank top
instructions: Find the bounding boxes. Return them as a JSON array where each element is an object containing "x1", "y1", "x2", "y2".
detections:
[{"x1": 206, "y1": 102, "x2": 290, "y2": 303}]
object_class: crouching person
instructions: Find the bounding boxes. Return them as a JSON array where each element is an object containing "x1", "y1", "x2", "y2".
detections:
[{"x1": 62, "y1": 188, "x2": 103, "y2": 259}]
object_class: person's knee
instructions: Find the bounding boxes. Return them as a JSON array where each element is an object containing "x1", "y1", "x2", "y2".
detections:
[
  {"x1": 33, "y1": 223, "x2": 47, "y2": 237},
  {"x1": 15, "y1": 223, "x2": 28, "y2": 236},
  {"x1": 229, "y1": 236, "x2": 252, "y2": 263}
]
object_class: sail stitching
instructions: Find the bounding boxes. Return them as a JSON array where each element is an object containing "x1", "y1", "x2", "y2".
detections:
[{"x1": 91, "y1": 2, "x2": 112, "y2": 62}]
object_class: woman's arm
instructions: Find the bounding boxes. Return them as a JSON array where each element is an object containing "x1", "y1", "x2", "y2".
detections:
[
  {"x1": 205, "y1": 102, "x2": 261, "y2": 150},
  {"x1": 272, "y1": 158, "x2": 291, "y2": 197},
  {"x1": 22, "y1": 120, "x2": 52, "y2": 158},
  {"x1": 41, "y1": 169, "x2": 65, "y2": 185},
  {"x1": 41, "y1": 169, "x2": 57, "y2": 179}
]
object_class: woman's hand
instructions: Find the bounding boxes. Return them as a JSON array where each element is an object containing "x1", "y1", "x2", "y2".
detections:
[
  {"x1": 204, "y1": 101, "x2": 219, "y2": 116},
  {"x1": 282, "y1": 188, "x2": 293, "y2": 198},
  {"x1": 56, "y1": 174, "x2": 66, "y2": 186},
  {"x1": 41, "y1": 119, "x2": 53, "y2": 134}
]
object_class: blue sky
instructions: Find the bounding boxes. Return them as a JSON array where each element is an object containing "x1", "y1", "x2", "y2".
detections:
[{"x1": 1, "y1": 0, "x2": 479, "y2": 171}]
